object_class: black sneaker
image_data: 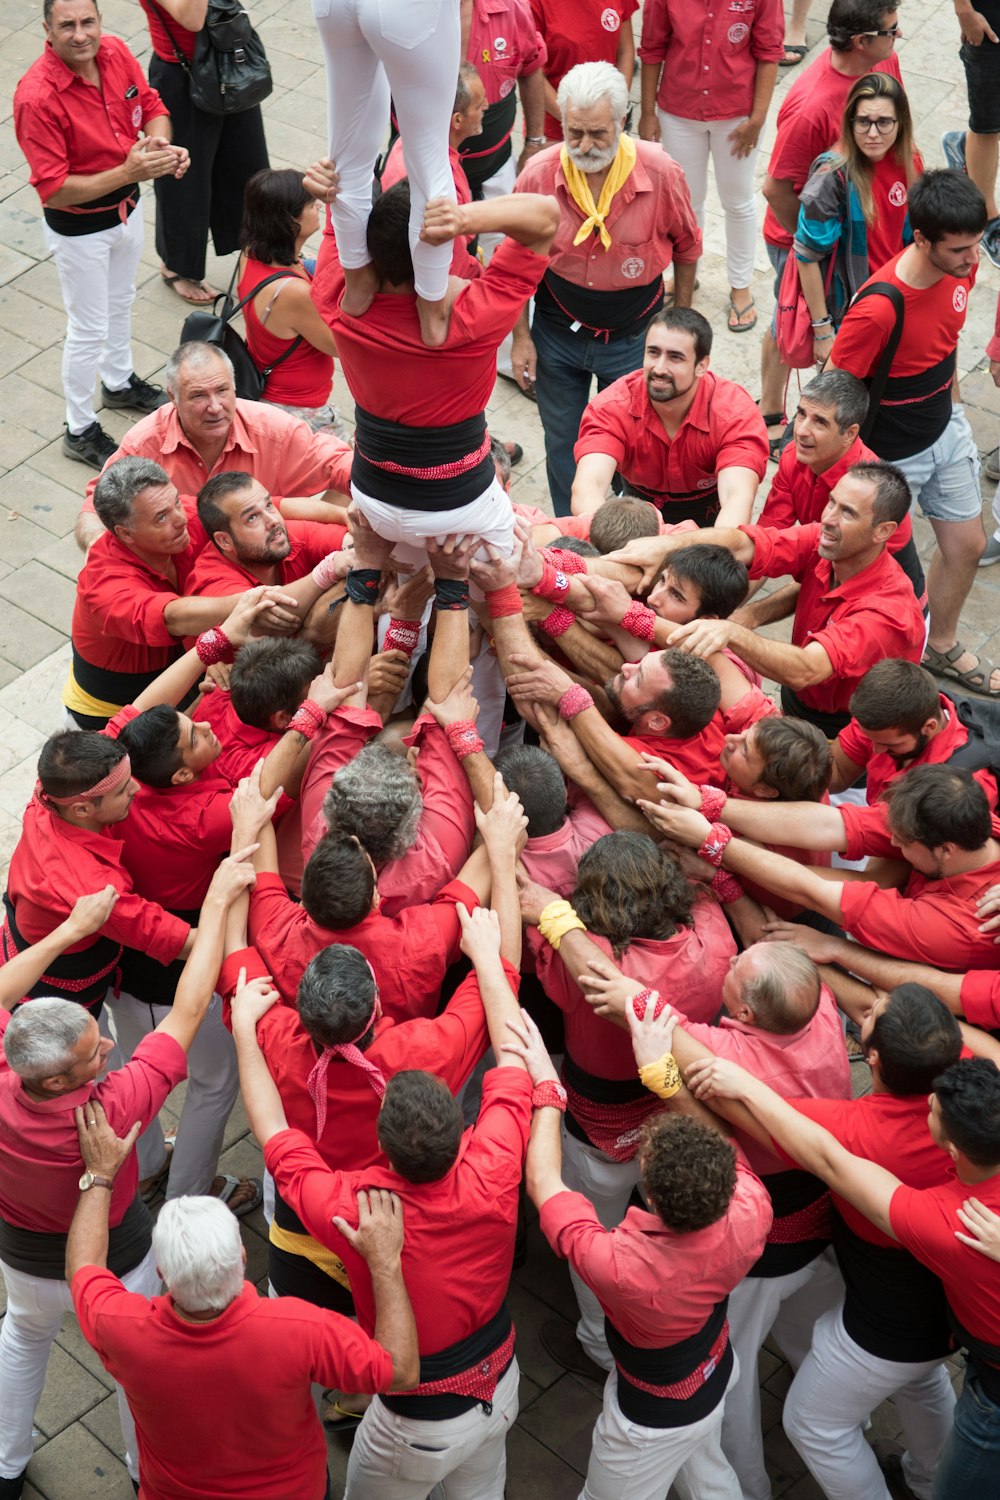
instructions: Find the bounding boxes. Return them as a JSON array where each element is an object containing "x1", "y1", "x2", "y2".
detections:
[
  {"x1": 63, "y1": 420, "x2": 118, "y2": 469},
  {"x1": 982, "y1": 217, "x2": 1000, "y2": 271},
  {"x1": 100, "y1": 372, "x2": 169, "y2": 413}
]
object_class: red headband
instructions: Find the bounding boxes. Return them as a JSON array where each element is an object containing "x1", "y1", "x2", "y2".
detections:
[
  {"x1": 307, "y1": 964, "x2": 385, "y2": 1138},
  {"x1": 37, "y1": 754, "x2": 132, "y2": 806}
]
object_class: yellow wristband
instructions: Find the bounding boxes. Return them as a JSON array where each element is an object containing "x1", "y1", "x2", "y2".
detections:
[
  {"x1": 538, "y1": 899, "x2": 587, "y2": 951},
  {"x1": 638, "y1": 1052, "x2": 683, "y2": 1100}
]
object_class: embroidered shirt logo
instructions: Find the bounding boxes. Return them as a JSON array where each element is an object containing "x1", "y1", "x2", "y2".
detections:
[
  {"x1": 620, "y1": 256, "x2": 645, "y2": 278},
  {"x1": 728, "y1": 21, "x2": 750, "y2": 42},
  {"x1": 601, "y1": 7, "x2": 621, "y2": 29}
]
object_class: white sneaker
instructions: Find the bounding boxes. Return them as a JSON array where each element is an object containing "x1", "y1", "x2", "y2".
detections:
[{"x1": 979, "y1": 534, "x2": 1000, "y2": 567}]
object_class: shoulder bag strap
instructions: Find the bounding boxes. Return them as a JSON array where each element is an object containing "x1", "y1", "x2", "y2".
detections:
[
  {"x1": 227, "y1": 269, "x2": 305, "y2": 375},
  {"x1": 851, "y1": 280, "x2": 905, "y2": 444},
  {"x1": 146, "y1": 0, "x2": 193, "y2": 71}
]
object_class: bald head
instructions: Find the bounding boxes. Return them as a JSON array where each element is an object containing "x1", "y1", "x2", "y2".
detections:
[{"x1": 728, "y1": 943, "x2": 821, "y2": 1035}]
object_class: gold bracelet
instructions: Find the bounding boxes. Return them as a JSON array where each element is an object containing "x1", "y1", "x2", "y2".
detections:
[
  {"x1": 638, "y1": 1052, "x2": 683, "y2": 1100},
  {"x1": 538, "y1": 899, "x2": 586, "y2": 951}
]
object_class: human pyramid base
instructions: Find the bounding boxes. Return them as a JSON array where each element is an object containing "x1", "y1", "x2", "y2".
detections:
[{"x1": 4, "y1": 0, "x2": 1000, "y2": 1497}]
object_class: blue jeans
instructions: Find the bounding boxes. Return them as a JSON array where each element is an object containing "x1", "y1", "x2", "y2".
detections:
[
  {"x1": 532, "y1": 313, "x2": 647, "y2": 516},
  {"x1": 933, "y1": 1366, "x2": 1000, "y2": 1499}
]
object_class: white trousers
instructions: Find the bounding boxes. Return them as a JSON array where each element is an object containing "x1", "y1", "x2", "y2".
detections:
[
  {"x1": 562, "y1": 1129, "x2": 642, "y2": 1371},
  {"x1": 106, "y1": 990, "x2": 238, "y2": 1198},
  {"x1": 656, "y1": 111, "x2": 758, "y2": 290},
  {"x1": 0, "y1": 1245, "x2": 159, "y2": 1483},
  {"x1": 344, "y1": 1357, "x2": 519, "y2": 1499},
  {"x1": 43, "y1": 202, "x2": 144, "y2": 434},
  {"x1": 783, "y1": 1304, "x2": 956, "y2": 1500},
  {"x1": 721, "y1": 1249, "x2": 845, "y2": 1500},
  {"x1": 352, "y1": 478, "x2": 514, "y2": 570},
  {"x1": 583, "y1": 1364, "x2": 743, "y2": 1500},
  {"x1": 311, "y1": 0, "x2": 458, "y2": 300}
]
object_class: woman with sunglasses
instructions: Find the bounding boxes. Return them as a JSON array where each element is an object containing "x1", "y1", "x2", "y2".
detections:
[{"x1": 793, "y1": 71, "x2": 921, "y2": 367}]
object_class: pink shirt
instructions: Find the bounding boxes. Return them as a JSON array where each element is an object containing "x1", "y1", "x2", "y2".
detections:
[
  {"x1": 467, "y1": 0, "x2": 546, "y2": 104},
  {"x1": 639, "y1": 0, "x2": 785, "y2": 122},
  {"x1": 520, "y1": 802, "x2": 615, "y2": 897}
]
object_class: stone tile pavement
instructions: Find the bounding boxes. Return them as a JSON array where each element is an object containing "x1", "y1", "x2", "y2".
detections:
[{"x1": 0, "y1": 0, "x2": 991, "y2": 1494}]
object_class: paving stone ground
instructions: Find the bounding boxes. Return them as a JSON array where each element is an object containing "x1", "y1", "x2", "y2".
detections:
[{"x1": 0, "y1": 2, "x2": 993, "y2": 1494}]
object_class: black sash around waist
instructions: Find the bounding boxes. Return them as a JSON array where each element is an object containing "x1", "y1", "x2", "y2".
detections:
[
  {"x1": 563, "y1": 1050, "x2": 647, "y2": 1145},
  {"x1": 749, "y1": 1168, "x2": 830, "y2": 1279},
  {"x1": 0, "y1": 1193, "x2": 151, "y2": 1281},
  {"x1": 117, "y1": 907, "x2": 200, "y2": 1007},
  {"x1": 948, "y1": 1305, "x2": 1000, "y2": 1405},
  {"x1": 2, "y1": 892, "x2": 121, "y2": 1010},
  {"x1": 867, "y1": 350, "x2": 955, "y2": 462},
  {"x1": 608, "y1": 1297, "x2": 732, "y2": 1428},
  {"x1": 73, "y1": 644, "x2": 183, "y2": 714},
  {"x1": 780, "y1": 683, "x2": 852, "y2": 738},
  {"x1": 44, "y1": 181, "x2": 139, "y2": 238},
  {"x1": 459, "y1": 91, "x2": 517, "y2": 191},
  {"x1": 381, "y1": 1302, "x2": 514, "y2": 1420},
  {"x1": 351, "y1": 405, "x2": 494, "y2": 511},
  {"x1": 535, "y1": 269, "x2": 664, "y2": 340},
  {"x1": 621, "y1": 478, "x2": 720, "y2": 528}
]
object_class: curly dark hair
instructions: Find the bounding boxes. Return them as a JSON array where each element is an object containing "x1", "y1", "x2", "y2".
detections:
[
  {"x1": 640, "y1": 1114, "x2": 737, "y2": 1233},
  {"x1": 572, "y1": 831, "x2": 694, "y2": 957}
]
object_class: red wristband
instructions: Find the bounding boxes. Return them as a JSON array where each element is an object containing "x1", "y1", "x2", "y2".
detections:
[
  {"x1": 699, "y1": 785, "x2": 727, "y2": 822},
  {"x1": 288, "y1": 699, "x2": 327, "y2": 741},
  {"x1": 531, "y1": 1080, "x2": 568, "y2": 1112},
  {"x1": 195, "y1": 627, "x2": 235, "y2": 666},
  {"x1": 558, "y1": 685, "x2": 594, "y2": 720},
  {"x1": 539, "y1": 605, "x2": 575, "y2": 637},
  {"x1": 486, "y1": 584, "x2": 522, "y2": 619},
  {"x1": 533, "y1": 558, "x2": 570, "y2": 605},
  {"x1": 446, "y1": 720, "x2": 485, "y2": 759},
  {"x1": 697, "y1": 822, "x2": 733, "y2": 868},
  {"x1": 383, "y1": 618, "x2": 421, "y2": 658},
  {"x1": 711, "y1": 869, "x2": 744, "y2": 905},
  {"x1": 546, "y1": 547, "x2": 588, "y2": 576},
  {"x1": 621, "y1": 601, "x2": 656, "y2": 642},
  {"x1": 630, "y1": 987, "x2": 667, "y2": 1021}
]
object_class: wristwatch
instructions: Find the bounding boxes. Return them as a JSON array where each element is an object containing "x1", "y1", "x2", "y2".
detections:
[
  {"x1": 531, "y1": 1080, "x2": 568, "y2": 1112},
  {"x1": 79, "y1": 1171, "x2": 114, "y2": 1192}
]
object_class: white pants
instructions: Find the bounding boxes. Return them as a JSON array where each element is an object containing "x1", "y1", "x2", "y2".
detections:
[
  {"x1": 584, "y1": 1364, "x2": 743, "y2": 1500},
  {"x1": 0, "y1": 1245, "x2": 159, "y2": 1483},
  {"x1": 784, "y1": 1304, "x2": 956, "y2": 1500},
  {"x1": 312, "y1": 0, "x2": 458, "y2": 300},
  {"x1": 657, "y1": 111, "x2": 758, "y2": 290},
  {"x1": 562, "y1": 1130, "x2": 642, "y2": 1371},
  {"x1": 106, "y1": 990, "x2": 238, "y2": 1198},
  {"x1": 352, "y1": 479, "x2": 515, "y2": 570},
  {"x1": 344, "y1": 1357, "x2": 519, "y2": 1499},
  {"x1": 43, "y1": 202, "x2": 144, "y2": 434},
  {"x1": 721, "y1": 1249, "x2": 845, "y2": 1500}
]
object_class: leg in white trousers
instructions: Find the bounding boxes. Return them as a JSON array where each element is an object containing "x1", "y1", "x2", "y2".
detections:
[
  {"x1": 583, "y1": 1364, "x2": 743, "y2": 1500},
  {"x1": 562, "y1": 1130, "x2": 642, "y2": 1371},
  {"x1": 721, "y1": 1249, "x2": 845, "y2": 1500},
  {"x1": 106, "y1": 990, "x2": 239, "y2": 1197},
  {"x1": 0, "y1": 1245, "x2": 159, "y2": 1483},
  {"x1": 784, "y1": 1304, "x2": 956, "y2": 1500},
  {"x1": 345, "y1": 1357, "x2": 519, "y2": 1499},
  {"x1": 656, "y1": 111, "x2": 759, "y2": 290},
  {"x1": 43, "y1": 203, "x2": 144, "y2": 434},
  {"x1": 312, "y1": 0, "x2": 458, "y2": 300}
]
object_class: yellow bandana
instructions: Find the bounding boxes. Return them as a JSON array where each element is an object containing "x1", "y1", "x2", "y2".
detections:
[{"x1": 560, "y1": 133, "x2": 637, "y2": 251}]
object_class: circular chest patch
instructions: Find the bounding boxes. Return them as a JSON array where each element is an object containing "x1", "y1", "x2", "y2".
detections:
[
  {"x1": 499, "y1": 77, "x2": 515, "y2": 97},
  {"x1": 887, "y1": 181, "x2": 907, "y2": 207},
  {"x1": 494, "y1": 35, "x2": 507, "y2": 52},
  {"x1": 601, "y1": 7, "x2": 621, "y2": 30},
  {"x1": 728, "y1": 22, "x2": 749, "y2": 43},
  {"x1": 953, "y1": 286, "x2": 968, "y2": 313},
  {"x1": 620, "y1": 256, "x2": 645, "y2": 279}
]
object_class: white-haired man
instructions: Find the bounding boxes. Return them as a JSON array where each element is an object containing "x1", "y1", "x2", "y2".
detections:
[
  {"x1": 67, "y1": 1091, "x2": 417, "y2": 1500},
  {"x1": 512, "y1": 60, "x2": 702, "y2": 514}
]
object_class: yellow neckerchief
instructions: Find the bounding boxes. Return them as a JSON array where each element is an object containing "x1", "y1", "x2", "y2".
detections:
[{"x1": 560, "y1": 133, "x2": 637, "y2": 251}]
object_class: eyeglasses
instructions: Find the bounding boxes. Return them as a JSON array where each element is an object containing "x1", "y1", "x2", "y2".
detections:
[
  {"x1": 853, "y1": 115, "x2": 899, "y2": 134},
  {"x1": 859, "y1": 22, "x2": 901, "y2": 36}
]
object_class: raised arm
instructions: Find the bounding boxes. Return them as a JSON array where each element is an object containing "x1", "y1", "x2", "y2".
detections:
[
  {"x1": 0, "y1": 889, "x2": 118, "y2": 1009},
  {"x1": 422, "y1": 192, "x2": 559, "y2": 256}
]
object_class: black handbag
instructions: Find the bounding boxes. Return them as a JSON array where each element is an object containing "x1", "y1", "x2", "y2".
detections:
[
  {"x1": 180, "y1": 258, "x2": 303, "y2": 401},
  {"x1": 153, "y1": 0, "x2": 273, "y2": 116}
]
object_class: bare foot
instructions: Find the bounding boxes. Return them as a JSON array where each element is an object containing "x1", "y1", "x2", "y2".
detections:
[{"x1": 341, "y1": 263, "x2": 379, "y2": 318}]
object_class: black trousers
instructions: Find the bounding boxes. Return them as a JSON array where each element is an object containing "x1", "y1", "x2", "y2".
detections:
[{"x1": 149, "y1": 55, "x2": 269, "y2": 280}]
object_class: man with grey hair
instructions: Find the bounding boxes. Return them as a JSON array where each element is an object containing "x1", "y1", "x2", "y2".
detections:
[
  {"x1": 67, "y1": 1087, "x2": 417, "y2": 1500},
  {"x1": 75, "y1": 341, "x2": 353, "y2": 552},
  {"x1": 0, "y1": 858, "x2": 251, "y2": 1500},
  {"x1": 512, "y1": 60, "x2": 702, "y2": 514}
]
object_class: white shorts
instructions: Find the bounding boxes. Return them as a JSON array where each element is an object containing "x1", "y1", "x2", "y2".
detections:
[{"x1": 352, "y1": 477, "x2": 515, "y2": 568}]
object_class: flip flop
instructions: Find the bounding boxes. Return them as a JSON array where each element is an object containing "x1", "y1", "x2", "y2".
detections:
[
  {"x1": 780, "y1": 44, "x2": 808, "y2": 66},
  {"x1": 727, "y1": 296, "x2": 757, "y2": 333},
  {"x1": 922, "y1": 642, "x2": 1000, "y2": 698},
  {"x1": 212, "y1": 1174, "x2": 264, "y2": 1218},
  {"x1": 161, "y1": 273, "x2": 218, "y2": 305}
]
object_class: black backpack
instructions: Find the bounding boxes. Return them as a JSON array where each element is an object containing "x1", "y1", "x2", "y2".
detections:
[
  {"x1": 944, "y1": 695, "x2": 1000, "y2": 779},
  {"x1": 152, "y1": 0, "x2": 272, "y2": 116},
  {"x1": 179, "y1": 260, "x2": 303, "y2": 401}
]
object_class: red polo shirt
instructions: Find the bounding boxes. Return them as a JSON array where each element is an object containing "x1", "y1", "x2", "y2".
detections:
[
  {"x1": 221, "y1": 946, "x2": 495, "y2": 1172},
  {"x1": 575, "y1": 369, "x2": 768, "y2": 510},
  {"x1": 185, "y1": 519, "x2": 346, "y2": 598},
  {"x1": 540, "y1": 1157, "x2": 772, "y2": 1346},
  {"x1": 467, "y1": 0, "x2": 546, "y2": 104},
  {"x1": 73, "y1": 1268, "x2": 393, "y2": 1500},
  {"x1": 198, "y1": 692, "x2": 284, "y2": 791},
  {"x1": 761, "y1": 436, "x2": 917, "y2": 567},
  {"x1": 741, "y1": 522, "x2": 925, "y2": 714},
  {"x1": 248, "y1": 871, "x2": 477, "y2": 1017},
  {"x1": 831, "y1": 251, "x2": 974, "y2": 382},
  {"x1": 0, "y1": 1024, "x2": 185, "y2": 1234},
  {"x1": 639, "y1": 0, "x2": 785, "y2": 123},
  {"x1": 889, "y1": 1167, "x2": 1000, "y2": 1350},
  {"x1": 532, "y1": 0, "x2": 638, "y2": 140},
  {"x1": 14, "y1": 37, "x2": 164, "y2": 205},
  {"x1": 264, "y1": 1069, "x2": 532, "y2": 1351},
  {"x1": 624, "y1": 710, "x2": 728, "y2": 785},
  {"x1": 960, "y1": 970, "x2": 1000, "y2": 1029},
  {"x1": 839, "y1": 854, "x2": 1000, "y2": 973}
]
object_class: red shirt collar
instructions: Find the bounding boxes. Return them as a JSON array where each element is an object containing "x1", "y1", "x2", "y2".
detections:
[{"x1": 41, "y1": 35, "x2": 110, "y2": 93}]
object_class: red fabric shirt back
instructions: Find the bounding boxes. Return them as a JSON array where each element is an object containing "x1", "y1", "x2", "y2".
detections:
[
  {"x1": 760, "y1": 436, "x2": 915, "y2": 565},
  {"x1": 575, "y1": 369, "x2": 769, "y2": 508},
  {"x1": 531, "y1": 0, "x2": 639, "y2": 140},
  {"x1": 265, "y1": 1069, "x2": 533, "y2": 1351},
  {"x1": 520, "y1": 802, "x2": 616, "y2": 898},
  {"x1": 889, "y1": 1170, "x2": 1000, "y2": 1347},
  {"x1": 73, "y1": 1269, "x2": 392, "y2": 1500},
  {"x1": 639, "y1": 0, "x2": 785, "y2": 122},
  {"x1": 186, "y1": 518, "x2": 343, "y2": 598},
  {"x1": 624, "y1": 710, "x2": 728, "y2": 785},
  {"x1": 831, "y1": 250, "x2": 974, "y2": 379},
  {"x1": 839, "y1": 854, "x2": 1000, "y2": 972},
  {"x1": 238, "y1": 256, "x2": 334, "y2": 407}
]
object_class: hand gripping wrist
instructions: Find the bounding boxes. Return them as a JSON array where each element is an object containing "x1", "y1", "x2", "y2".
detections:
[
  {"x1": 697, "y1": 822, "x2": 733, "y2": 867},
  {"x1": 698, "y1": 785, "x2": 727, "y2": 821},
  {"x1": 287, "y1": 698, "x2": 327, "y2": 741},
  {"x1": 558, "y1": 684, "x2": 594, "y2": 720},
  {"x1": 538, "y1": 898, "x2": 586, "y2": 950},
  {"x1": 196, "y1": 627, "x2": 235, "y2": 666}
]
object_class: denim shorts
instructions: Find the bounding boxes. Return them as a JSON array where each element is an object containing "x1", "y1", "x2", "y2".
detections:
[
  {"x1": 892, "y1": 405, "x2": 983, "y2": 523},
  {"x1": 766, "y1": 240, "x2": 790, "y2": 337},
  {"x1": 961, "y1": 29, "x2": 1000, "y2": 134}
]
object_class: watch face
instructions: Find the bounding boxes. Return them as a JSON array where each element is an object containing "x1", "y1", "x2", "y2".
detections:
[{"x1": 79, "y1": 1171, "x2": 94, "y2": 1191}]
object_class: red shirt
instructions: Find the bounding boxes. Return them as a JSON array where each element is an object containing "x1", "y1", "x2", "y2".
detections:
[
  {"x1": 328, "y1": 238, "x2": 548, "y2": 427},
  {"x1": 280, "y1": 705, "x2": 381, "y2": 896},
  {"x1": 264, "y1": 1069, "x2": 533, "y2": 1351},
  {"x1": 82, "y1": 402, "x2": 353, "y2": 520},
  {"x1": 531, "y1": 0, "x2": 639, "y2": 141},
  {"x1": 72, "y1": 498, "x2": 207, "y2": 680},
  {"x1": 831, "y1": 250, "x2": 974, "y2": 380},
  {"x1": 540, "y1": 1158, "x2": 772, "y2": 1346},
  {"x1": 639, "y1": 0, "x2": 785, "y2": 123},
  {"x1": 865, "y1": 153, "x2": 917, "y2": 272},
  {"x1": 741, "y1": 522, "x2": 925, "y2": 714},
  {"x1": 185, "y1": 518, "x2": 344, "y2": 598},
  {"x1": 467, "y1": 0, "x2": 546, "y2": 104},
  {"x1": 14, "y1": 37, "x2": 165, "y2": 205},
  {"x1": 5, "y1": 797, "x2": 189, "y2": 966},
  {"x1": 73, "y1": 1268, "x2": 392, "y2": 1500},
  {"x1": 248, "y1": 871, "x2": 476, "y2": 1017},
  {"x1": 137, "y1": 0, "x2": 196, "y2": 62},
  {"x1": 839, "y1": 854, "x2": 1000, "y2": 972},
  {"x1": 516, "y1": 141, "x2": 702, "y2": 291},
  {"x1": 575, "y1": 369, "x2": 768, "y2": 509},
  {"x1": 763, "y1": 48, "x2": 903, "y2": 249},
  {"x1": 0, "y1": 1025, "x2": 185, "y2": 1234},
  {"x1": 221, "y1": 947, "x2": 495, "y2": 1172},
  {"x1": 239, "y1": 256, "x2": 334, "y2": 408},
  {"x1": 528, "y1": 899, "x2": 735, "y2": 1079},
  {"x1": 198, "y1": 692, "x2": 285, "y2": 791},
  {"x1": 624, "y1": 710, "x2": 728, "y2": 785},
  {"x1": 960, "y1": 970, "x2": 1000, "y2": 1029},
  {"x1": 988, "y1": 288, "x2": 1000, "y2": 363},
  {"x1": 889, "y1": 1168, "x2": 1000, "y2": 1348}
]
